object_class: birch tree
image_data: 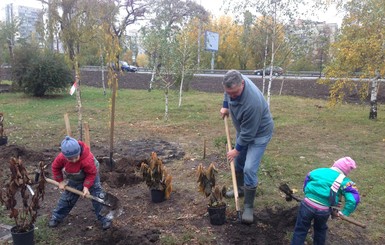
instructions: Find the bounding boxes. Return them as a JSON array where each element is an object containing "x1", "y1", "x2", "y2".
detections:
[
  {"x1": 176, "y1": 28, "x2": 196, "y2": 107},
  {"x1": 222, "y1": 0, "x2": 338, "y2": 106},
  {"x1": 141, "y1": 0, "x2": 207, "y2": 119},
  {"x1": 0, "y1": 16, "x2": 21, "y2": 62},
  {"x1": 322, "y1": 0, "x2": 385, "y2": 119},
  {"x1": 40, "y1": 0, "x2": 111, "y2": 139}
]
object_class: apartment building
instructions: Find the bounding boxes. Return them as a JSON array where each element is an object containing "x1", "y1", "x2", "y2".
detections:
[{"x1": 4, "y1": 3, "x2": 42, "y2": 41}]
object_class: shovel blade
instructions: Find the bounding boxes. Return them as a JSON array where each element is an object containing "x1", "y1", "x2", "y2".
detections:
[
  {"x1": 279, "y1": 183, "x2": 293, "y2": 196},
  {"x1": 102, "y1": 192, "x2": 119, "y2": 209},
  {"x1": 279, "y1": 183, "x2": 301, "y2": 202},
  {"x1": 99, "y1": 192, "x2": 122, "y2": 219}
]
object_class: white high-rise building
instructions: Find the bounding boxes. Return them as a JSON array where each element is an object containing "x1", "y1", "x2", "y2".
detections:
[{"x1": 4, "y1": 3, "x2": 42, "y2": 41}]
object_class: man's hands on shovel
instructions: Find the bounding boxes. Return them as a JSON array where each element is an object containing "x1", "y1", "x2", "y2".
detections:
[
  {"x1": 226, "y1": 147, "x2": 239, "y2": 162},
  {"x1": 220, "y1": 109, "x2": 240, "y2": 162}
]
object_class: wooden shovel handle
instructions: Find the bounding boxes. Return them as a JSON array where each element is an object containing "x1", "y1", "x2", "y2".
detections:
[
  {"x1": 339, "y1": 214, "x2": 366, "y2": 228},
  {"x1": 224, "y1": 116, "x2": 241, "y2": 212},
  {"x1": 45, "y1": 177, "x2": 111, "y2": 207},
  {"x1": 45, "y1": 177, "x2": 91, "y2": 199}
]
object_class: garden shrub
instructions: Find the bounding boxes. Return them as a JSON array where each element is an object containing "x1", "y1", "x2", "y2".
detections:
[{"x1": 12, "y1": 44, "x2": 72, "y2": 96}]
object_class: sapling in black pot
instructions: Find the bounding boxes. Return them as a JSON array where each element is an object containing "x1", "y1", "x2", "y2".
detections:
[
  {"x1": 196, "y1": 163, "x2": 227, "y2": 225},
  {"x1": 0, "y1": 157, "x2": 45, "y2": 244},
  {"x1": 140, "y1": 152, "x2": 172, "y2": 202}
]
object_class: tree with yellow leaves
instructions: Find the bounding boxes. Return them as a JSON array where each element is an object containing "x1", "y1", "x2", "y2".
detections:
[{"x1": 322, "y1": 0, "x2": 385, "y2": 119}]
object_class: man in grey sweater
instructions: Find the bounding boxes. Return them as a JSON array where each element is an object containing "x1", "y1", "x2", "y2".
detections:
[{"x1": 220, "y1": 70, "x2": 274, "y2": 224}]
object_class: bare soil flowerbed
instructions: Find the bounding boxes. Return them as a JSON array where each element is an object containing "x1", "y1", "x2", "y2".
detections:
[
  {"x1": 0, "y1": 140, "x2": 368, "y2": 245},
  {"x1": 0, "y1": 142, "x2": 299, "y2": 245}
]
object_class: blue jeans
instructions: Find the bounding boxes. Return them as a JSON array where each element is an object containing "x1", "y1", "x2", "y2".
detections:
[
  {"x1": 51, "y1": 175, "x2": 109, "y2": 224},
  {"x1": 291, "y1": 200, "x2": 331, "y2": 245},
  {"x1": 234, "y1": 133, "x2": 272, "y2": 188}
]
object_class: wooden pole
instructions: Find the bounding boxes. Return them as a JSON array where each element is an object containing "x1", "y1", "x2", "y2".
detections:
[
  {"x1": 203, "y1": 138, "x2": 206, "y2": 159},
  {"x1": 64, "y1": 113, "x2": 72, "y2": 136},
  {"x1": 109, "y1": 77, "x2": 117, "y2": 170},
  {"x1": 83, "y1": 122, "x2": 90, "y2": 149}
]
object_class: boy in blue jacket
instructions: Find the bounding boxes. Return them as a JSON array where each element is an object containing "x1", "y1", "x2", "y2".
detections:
[{"x1": 291, "y1": 157, "x2": 360, "y2": 244}]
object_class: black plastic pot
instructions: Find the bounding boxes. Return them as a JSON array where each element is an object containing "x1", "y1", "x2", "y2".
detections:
[
  {"x1": 150, "y1": 189, "x2": 165, "y2": 203},
  {"x1": 0, "y1": 136, "x2": 7, "y2": 146},
  {"x1": 207, "y1": 205, "x2": 226, "y2": 225},
  {"x1": 11, "y1": 225, "x2": 35, "y2": 245}
]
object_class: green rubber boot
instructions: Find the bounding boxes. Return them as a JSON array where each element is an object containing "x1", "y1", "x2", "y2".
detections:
[
  {"x1": 225, "y1": 172, "x2": 244, "y2": 198},
  {"x1": 242, "y1": 186, "x2": 256, "y2": 224}
]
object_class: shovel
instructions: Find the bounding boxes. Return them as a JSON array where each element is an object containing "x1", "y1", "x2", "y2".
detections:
[
  {"x1": 279, "y1": 183, "x2": 366, "y2": 228},
  {"x1": 45, "y1": 177, "x2": 122, "y2": 220},
  {"x1": 34, "y1": 163, "x2": 115, "y2": 208},
  {"x1": 224, "y1": 116, "x2": 242, "y2": 221},
  {"x1": 45, "y1": 177, "x2": 119, "y2": 209}
]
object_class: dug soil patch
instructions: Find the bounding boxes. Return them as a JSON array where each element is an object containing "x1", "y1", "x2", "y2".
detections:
[{"x1": 0, "y1": 139, "x2": 369, "y2": 244}]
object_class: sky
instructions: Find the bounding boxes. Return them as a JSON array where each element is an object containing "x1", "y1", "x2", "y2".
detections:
[
  {"x1": 1, "y1": 0, "x2": 342, "y2": 25},
  {"x1": 200, "y1": 0, "x2": 342, "y2": 25}
]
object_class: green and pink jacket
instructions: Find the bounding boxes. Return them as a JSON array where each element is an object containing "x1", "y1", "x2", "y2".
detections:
[{"x1": 303, "y1": 167, "x2": 360, "y2": 216}]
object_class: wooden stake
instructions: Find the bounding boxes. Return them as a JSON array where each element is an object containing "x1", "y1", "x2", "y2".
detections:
[
  {"x1": 203, "y1": 138, "x2": 206, "y2": 159},
  {"x1": 108, "y1": 77, "x2": 117, "y2": 171},
  {"x1": 64, "y1": 113, "x2": 72, "y2": 136},
  {"x1": 83, "y1": 122, "x2": 90, "y2": 149}
]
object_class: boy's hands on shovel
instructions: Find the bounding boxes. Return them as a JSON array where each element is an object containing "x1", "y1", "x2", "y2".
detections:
[
  {"x1": 58, "y1": 181, "x2": 66, "y2": 190},
  {"x1": 58, "y1": 180, "x2": 89, "y2": 198},
  {"x1": 83, "y1": 187, "x2": 90, "y2": 197}
]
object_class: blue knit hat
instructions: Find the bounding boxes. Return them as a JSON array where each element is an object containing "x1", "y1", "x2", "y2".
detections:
[{"x1": 61, "y1": 136, "x2": 80, "y2": 158}]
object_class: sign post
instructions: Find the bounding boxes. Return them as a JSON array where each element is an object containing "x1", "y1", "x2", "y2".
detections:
[{"x1": 204, "y1": 31, "x2": 219, "y2": 72}]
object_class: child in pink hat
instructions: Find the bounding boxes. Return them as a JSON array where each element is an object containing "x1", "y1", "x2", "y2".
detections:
[
  {"x1": 291, "y1": 157, "x2": 360, "y2": 245},
  {"x1": 332, "y1": 157, "x2": 356, "y2": 175}
]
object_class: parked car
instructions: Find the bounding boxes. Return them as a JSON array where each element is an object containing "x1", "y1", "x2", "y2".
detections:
[
  {"x1": 119, "y1": 61, "x2": 137, "y2": 72},
  {"x1": 254, "y1": 66, "x2": 284, "y2": 76}
]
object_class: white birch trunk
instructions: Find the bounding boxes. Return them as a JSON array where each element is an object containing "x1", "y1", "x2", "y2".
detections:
[
  {"x1": 369, "y1": 74, "x2": 380, "y2": 119},
  {"x1": 74, "y1": 57, "x2": 83, "y2": 140},
  {"x1": 164, "y1": 87, "x2": 169, "y2": 121},
  {"x1": 262, "y1": 34, "x2": 269, "y2": 95},
  {"x1": 100, "y1": 52, "x2": 106, "y2": 96},
  {"x1": 149, "y1": 55, "x2": 158, "y2": 91},
  {"x1": 179, "y1": 69, "x2": 184, "y2": 108},
  {"x1": 179, "y1": 35, "x2": 188, "y2": 108}
]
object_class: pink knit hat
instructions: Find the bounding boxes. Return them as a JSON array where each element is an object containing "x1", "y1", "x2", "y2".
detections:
[{"x1": 332, "y1": 157, "x2": 357, "y2": 175}]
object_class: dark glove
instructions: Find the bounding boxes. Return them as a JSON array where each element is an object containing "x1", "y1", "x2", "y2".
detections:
[{"x1": 331, "y1": 208, "x2": 340, "y2": 219}]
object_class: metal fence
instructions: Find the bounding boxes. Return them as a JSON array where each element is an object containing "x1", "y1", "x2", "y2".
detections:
[{"x1": 80, "y1": 66, "x2": 325, "y2": 77}]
